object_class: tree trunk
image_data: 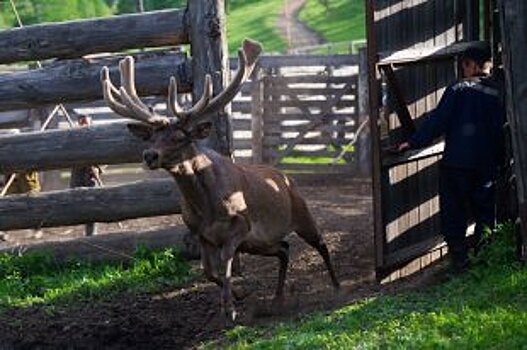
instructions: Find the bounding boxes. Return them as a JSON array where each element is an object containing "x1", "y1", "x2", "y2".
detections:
[{"x1": 188, "y1": 0, "x2": 232, "y2": 156}]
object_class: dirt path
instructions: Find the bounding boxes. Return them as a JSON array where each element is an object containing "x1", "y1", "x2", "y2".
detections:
[
  {"x1": 0, "y1": 176, "x2": 376, "y2": 349},
  {"x1": 276, "y1": 0, "x2": 325, "y2": 52},
  {"x1": 0, "y1": 176, "x2": 449, "y2": 349}
]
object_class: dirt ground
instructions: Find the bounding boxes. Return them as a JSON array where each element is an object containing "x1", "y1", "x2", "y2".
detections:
[{"x1": 0, "y1": 176, "x2": 444, "y2": 349}]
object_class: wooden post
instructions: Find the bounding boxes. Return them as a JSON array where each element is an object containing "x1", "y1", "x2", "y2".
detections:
[
  {"x1": 250, "y1": 64, "x2": 264, "y2": 164},
  {"x1": 499, "y1": 0, "x2": 527, "y2": 260},
  {"x1": 357, "y1": 47, "x2": 371, "y2": 177},
  {"x1": 188, "y1": 0, "x2": 232, "y2": 156}
]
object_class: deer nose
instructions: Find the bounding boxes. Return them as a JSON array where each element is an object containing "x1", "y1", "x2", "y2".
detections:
[{"x1": 143, "y1": 150, "x2": 160, "y2": 168}]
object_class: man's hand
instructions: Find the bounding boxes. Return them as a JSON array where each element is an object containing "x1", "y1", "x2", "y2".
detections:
[{"x1": 397, "y1": 142, "x2": 411, "y2": 152}]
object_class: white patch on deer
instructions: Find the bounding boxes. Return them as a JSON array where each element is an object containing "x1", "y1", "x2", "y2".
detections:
[
  {"x1": 223, "y1": 191, "x2": 247, "y2": 215},
  {"x1": 192, "y1": 154, "x2": 213, "y2": 171},
  {"x1": 264, "y1": 178, "x2": 280, "y2": 192}
]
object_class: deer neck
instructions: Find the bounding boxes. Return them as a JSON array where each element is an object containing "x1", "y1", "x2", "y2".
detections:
[{"x1": 167, "y1": 144, "x2": 219, "y2": 220}]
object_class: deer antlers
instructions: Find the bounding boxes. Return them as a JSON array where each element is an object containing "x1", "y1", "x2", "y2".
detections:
[{"x1": 101, "y1": 39, "x2": 262, "y2": 127}]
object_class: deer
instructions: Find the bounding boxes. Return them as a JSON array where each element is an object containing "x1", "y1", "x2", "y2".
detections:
[{"x1": 100, "y1": 39, "x2": 340, "y2": 321}]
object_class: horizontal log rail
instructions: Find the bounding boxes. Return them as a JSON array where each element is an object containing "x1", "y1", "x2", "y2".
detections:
[
  {"x1": 0, "y1": 51, "x2": 191, "y2": 113},
  {"x1": 0, "y1": 9, "x2": 189, "y2": 64},
  {"x1": 0, "y1": 179, "x2": 181, "y2": 231},
  {"x1": 0, "y1": 121, "x2": 146, "y2": 173}
]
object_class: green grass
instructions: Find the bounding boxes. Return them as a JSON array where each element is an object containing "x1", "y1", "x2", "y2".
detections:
[
  {"x1": 227, "y1": 0, "x2": 287, "y2": 54},
  {"x1": 299, "y1": 0, "x2": 366, "y2": 44},
  {"x1": 0, "y1": 247, "x2": 193, "y2": 309},
  {"x1": 216, "y1": 223, "x2": 527, "y2": 349}
]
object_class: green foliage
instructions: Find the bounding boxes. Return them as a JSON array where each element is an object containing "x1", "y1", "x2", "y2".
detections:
[
  {"x1": 218, "y1": 222, "x2": 527, "y2": 349},
  {"x1": 0, "y1": 247, "x2": 192, "y2": 309}
]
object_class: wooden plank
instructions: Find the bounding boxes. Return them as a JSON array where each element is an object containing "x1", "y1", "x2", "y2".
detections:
[
  {"x1": 0, "y1": 9, "x2": 189, "y2": 64},
  {"x1": 251, "y1": 67, "x2": 264, "y2": 163},
  {"x1": 500, "y1": 0, "x2": 527, "y2": 258},
  {"x1": 262, "y1": 99, "x2": 357, "y2": 110},
  {"x1": 270, "y1": 76, "x2": 353, "y2": 85},
  {"x1": 264, "y1": 112, "x2": 357, "y2": 121},
  {"x1": 0, "y1": 51, "x2": 191, "y2": 113},
  {"x1": 0, "y1": 179, "x2": 181, "y2": 231},
  {"x1": 276, "y1": 163, "x2": 353, "y2": 174},
  {"x1": 270, "y1": 86, "x2": 358, "y2": 96},
  {"x1": 0, "y1": 227, "x2": 199, "y2": 263},
  {"x1": 264, "y1": 124, "x2": 358, "y2": 134},
  {"x1": 230, "y1": 54, "x2": 359, "y2": 69}
]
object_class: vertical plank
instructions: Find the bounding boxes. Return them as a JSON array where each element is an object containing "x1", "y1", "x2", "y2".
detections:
[
  {"x1": 500, "y1": 0, "x2": 527, "y2": 259},
  {"x1": 188, "y1": 0, "x2": 231, "y2": 156},
  {"x1": 250, "y1": 65, "x2": 264, "y2": 164},
  {"x1": 358, "y1": 48, "x2": 371, "y2": 176}
]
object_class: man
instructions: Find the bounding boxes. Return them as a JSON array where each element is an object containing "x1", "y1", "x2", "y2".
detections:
[
  {"x1": 2, "y1": 171, "x2": 41, "y2": 195},
  {"x1": 69, "y1": 114, "x2": 103, "y2": 236},
  {"x1": 398, "y1": 45, "x2": 505, "y2": 273}
]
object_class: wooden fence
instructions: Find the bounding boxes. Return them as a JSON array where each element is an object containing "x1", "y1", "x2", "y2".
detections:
[
  {"x1": 0, "y1": 3, "x2": 367, "y2": 232},
  {"x1": 45, "y1": 53, "x2": 366, "y2": 185},
  {"x1": 0, "y1": 1, "x2": 229, "y2": 231}
]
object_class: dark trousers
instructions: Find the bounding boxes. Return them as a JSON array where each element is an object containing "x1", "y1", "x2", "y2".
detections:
[{"x1": 439, "y1": 166, "x2": 496, "y2": 262}]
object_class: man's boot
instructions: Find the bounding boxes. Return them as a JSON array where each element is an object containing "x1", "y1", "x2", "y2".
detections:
[{"x1": 449, "y1": 242, "x2": 469, "y2": 274}]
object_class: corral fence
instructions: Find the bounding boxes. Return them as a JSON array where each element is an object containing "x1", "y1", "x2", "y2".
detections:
[
  {"x1": 62, "y1": 52, "x2": 369, "y2": 185},
  {"x1": 0, "y1": 1, "x2": 369, "y2": 234}
]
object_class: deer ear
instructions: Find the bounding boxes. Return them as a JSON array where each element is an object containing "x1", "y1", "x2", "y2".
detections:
[
  {"x1": 191, "y1": 122, "x2": 212, "y2": 139},
  {"x1": 127, "y1": 123, "x2": 153, "y2": 141}
]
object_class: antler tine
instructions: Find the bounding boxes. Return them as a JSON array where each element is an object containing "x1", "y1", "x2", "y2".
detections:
[
  {"x1": 101, "y1": 56, "x2": 169, "y2": 126},
  {"x1": 167, "y1": 76, "x2": 184, "y2": 119},
  {"x1": 120, "y1": 57, "x2": 148, "y2": 108},
  {"x1": 168, "y1": 75, "x2": 213, "y2": 125},
  {"x1": 101, "y1": 66, "x2": 139, "y2": 119},
  {"x1": 201, "y1": 38, "x2": 262, "y2": 116},
  {"x1": 186, "y1": 74, "x2": 213, "y2": 118}
]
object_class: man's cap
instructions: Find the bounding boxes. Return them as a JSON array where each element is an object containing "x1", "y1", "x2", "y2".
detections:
[{"x1": 461, "y1": 43, "x2": 491, "y2": 66}]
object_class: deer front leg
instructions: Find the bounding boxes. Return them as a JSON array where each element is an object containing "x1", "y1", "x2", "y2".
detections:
[
  {"x1": 219, "y1": 215, "x2": 249, "y2": 322},
  {"x1": 199, "y1": 238, "x2": 222, "y2": 287}
]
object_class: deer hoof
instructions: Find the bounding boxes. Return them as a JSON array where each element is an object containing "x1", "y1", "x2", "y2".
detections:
[{"x1": 222, "y1": 305, "x2": 238, "y2": 325}]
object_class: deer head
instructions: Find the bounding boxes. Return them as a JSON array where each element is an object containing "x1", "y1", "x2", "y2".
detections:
[{"x1": 101, "y1": 39, "x2": 262, "y2": 169}]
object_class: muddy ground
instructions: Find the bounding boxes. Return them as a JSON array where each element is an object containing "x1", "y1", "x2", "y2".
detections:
[{"x1": 0, "y1": 176, "x2": 445, "y2": 349}]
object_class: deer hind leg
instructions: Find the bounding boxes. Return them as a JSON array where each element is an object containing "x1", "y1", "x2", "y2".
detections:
[
  {"x1": 242, "y1": 241, "x2": 290, "y2": 300},
  {"x1": 294, "y1": 201, "x2": 340, "y2": 289}
]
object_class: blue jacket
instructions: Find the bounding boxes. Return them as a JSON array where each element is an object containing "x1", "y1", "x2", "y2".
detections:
[{"x1": 409, "y1": 75, "x2": 505, "y2": 176}]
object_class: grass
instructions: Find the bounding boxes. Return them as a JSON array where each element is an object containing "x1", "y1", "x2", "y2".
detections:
[
  {"x1": 215, "y1": 222, "x2": 527, "y2": 349},
  {"x1": 227, "y1": 0, "x2": 287, "y2": 54},
  {"x1": 0, "y1": 246, "x2": 193, "y2": 310},
  {"x1": 299, "y1": 0, "x2": 366, "y2": 44}
]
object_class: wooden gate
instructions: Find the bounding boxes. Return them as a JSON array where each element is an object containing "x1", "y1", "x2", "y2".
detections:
[
  {"x1": 236, "y1": 54, "x2": 365, "y2": 174},
  {"x1": 365, "y1": 0, "x2": 486, "y2": 280}
]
